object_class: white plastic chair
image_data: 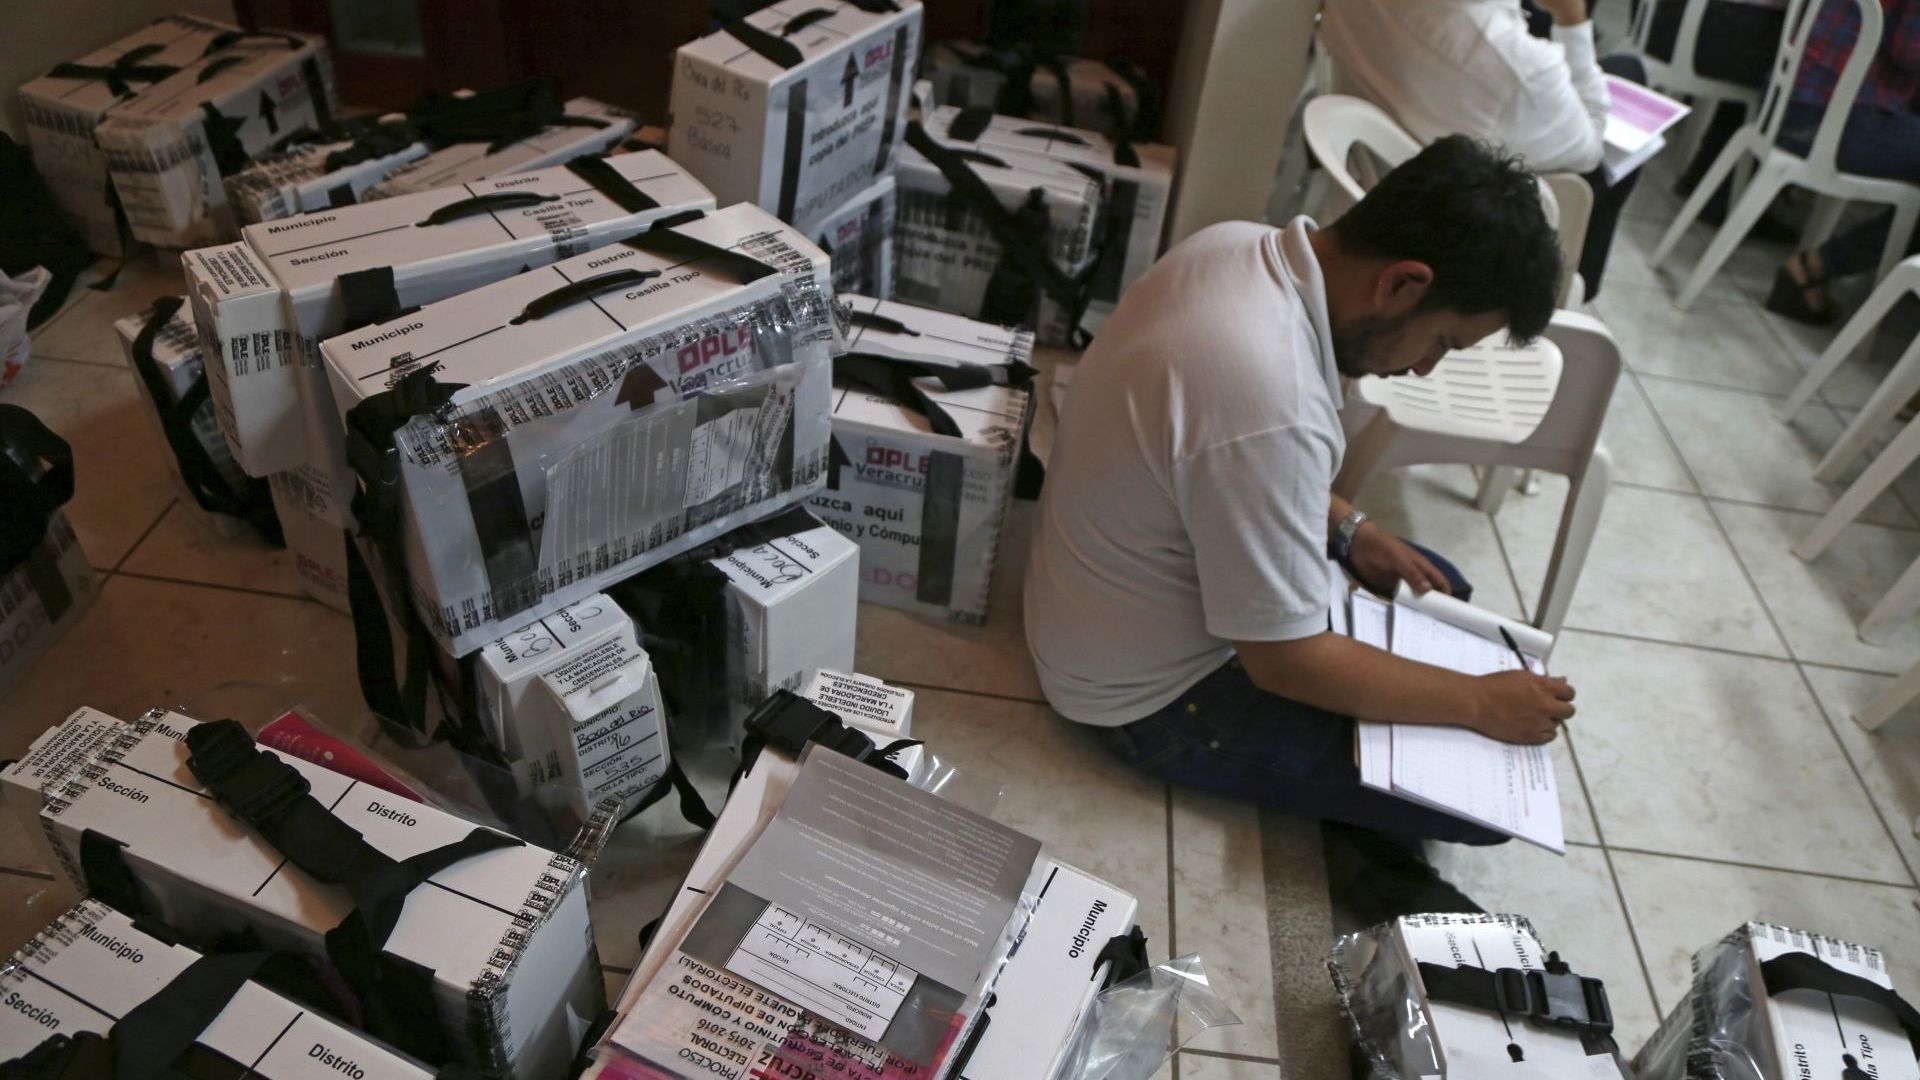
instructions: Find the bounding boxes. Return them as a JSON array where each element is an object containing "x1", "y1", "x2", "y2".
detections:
[
  {"x1": 1857, "y1": 659, "x2": 1920, "y2": 730},
  {"x1": 1647, "y1": 0, "x2": 1920, "y2": 310},
  {"x1": 1778, "y1": 254, "x2": 1920, "y2": 483},
  {"x1": 1628, "y1": 0, "x2": 1767, "y2": 184},
  {"x1": 1334, "y1": 312, "x2": 1619, "y2": 637}
]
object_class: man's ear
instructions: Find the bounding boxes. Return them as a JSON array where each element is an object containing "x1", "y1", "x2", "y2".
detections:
[{"x1": 1374, "y1": 260, "x2": 1435, "y2": 315}]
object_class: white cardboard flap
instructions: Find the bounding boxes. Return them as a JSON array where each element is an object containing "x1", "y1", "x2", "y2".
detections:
[
  {"x1": 678, "y1": 1, "x2": 920, "y2": 83},
  {"x1": 19, "y1": 15, "x2": 241, "y2": 118}
]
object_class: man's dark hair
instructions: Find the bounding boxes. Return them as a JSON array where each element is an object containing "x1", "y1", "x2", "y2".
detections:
[{"x1": 1330, "y1": 135, "x2": 1561, "y2": 344}]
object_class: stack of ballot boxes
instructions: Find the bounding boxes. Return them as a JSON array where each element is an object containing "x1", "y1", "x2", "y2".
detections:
[
  {"x1": 223, "y1": 116, "x2": 431, "y2": 224},
  {"x1": 95, "y1": 31, "x2": 339, "y2": 248},
  {"x1": 1634, "y1": 922, "x2": 1920, "y2": 1080},
  {"x1": 0, "y1": 707, "x2": 603, "y2": 1079},
  {"x1": 923, "y1": 41, "x2": 1154, "y2": 142},
  {"x1": 364, "y1": 96, "x2": 636, "y2": 200},
  {"x1": 182, "y1": 151, "x2": 717, "y2": 611},
  {"x1": 17, "y1": 13, "x2": 242, "y2": 255},
  {"x1": 895, "y1": 121, "x2": 1102, "y2": 345},
  {"x1": 810, "y1": 295, "x2": 1035, "y2": 624},
  {"x1": 810, "y1": 174, "x2": 897, "y2": 299},
  {"x1": 667, "y1": 1, "x2": 921, "y2": 234},
  {"x1": 610, "y1": 507, "x2": 859, "y2": 752},
  {"x1": 318, "y1": 202, "x2": 838, "y2": 658},
  {"x1": 923, "y1": 104, "x2": 1175, "y2": 336},
  {"x1": 0, "y1": 899, "x2": 439, "y2": 1078},
  {"x1": 1330, "y1": 913, "x2": 1632, "y2": 1079}
]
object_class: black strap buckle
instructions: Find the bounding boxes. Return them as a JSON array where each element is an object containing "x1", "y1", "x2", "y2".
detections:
[
  {"x1": 184, "y1": 721, "x2": 310, "y2": 828},
  {"x1": 1494, "y1": 954, "x2": 1613, "y2": 1037}
]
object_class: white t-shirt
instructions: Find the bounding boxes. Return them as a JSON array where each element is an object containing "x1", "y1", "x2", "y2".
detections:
[{"x1": 1024, "y1": 218, "x2": 1345, "y2": 726}]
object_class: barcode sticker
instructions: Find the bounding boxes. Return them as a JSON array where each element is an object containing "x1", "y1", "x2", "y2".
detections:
[{"x1": 686, "y1": 408, "x2": 759, "y2": 506}]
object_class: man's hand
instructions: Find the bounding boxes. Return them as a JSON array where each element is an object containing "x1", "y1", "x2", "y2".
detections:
[
  {"x1": 1471, "y1": 671, "x2": 1576, "y2": 744},
  {"x1": 1536, "y1": 0, "x2": 1589, "y2": 26},
  {"x1": 1347, "y1": 522, "x2": 1452, "y2": 596}
]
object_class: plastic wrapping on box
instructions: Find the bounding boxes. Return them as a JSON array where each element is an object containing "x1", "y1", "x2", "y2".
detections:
[
  {"x1": 224, "y1": 116, "x2": 429, "y2": 223},
  {"x1": 0, "y1": 267, "x2": 50, "y2": 388},
  {"x1": 1058, "y1": 955, "x2": 1240, "y2": 1080}
]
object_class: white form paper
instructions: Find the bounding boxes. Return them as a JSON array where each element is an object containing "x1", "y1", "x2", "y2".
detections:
[
  {"x1": 1350, "y1": 592, "x2": 1395, "y2": 790},
  {"x1": 726, "y1": 901, "x2": 919, "y2": 1040},
  {"x1": 1328, "y1": 560, "x2": 1351, "y2": 637},
  {"x1": 1602, "y1": 75, "x2": 1691, "y2": 184},
  {"x1": 1388, "y1": 602, "x2": 1564, "y2": 853}
]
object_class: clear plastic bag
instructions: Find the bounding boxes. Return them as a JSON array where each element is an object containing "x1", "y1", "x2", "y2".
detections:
[{"x1": 1058, "y1": 954, "x2": 1242, "y2": 1080}]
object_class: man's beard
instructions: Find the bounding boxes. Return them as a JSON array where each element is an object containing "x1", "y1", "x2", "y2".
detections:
[{"x1": 1332, "y1": 312, "x2": 1412, "y2": 379}]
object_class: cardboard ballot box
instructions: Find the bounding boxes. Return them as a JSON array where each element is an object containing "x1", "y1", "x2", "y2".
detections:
[
  {"x1": 1634, "y1": 922, "x2": 1920, "y2": 1080},
  {"x1": 613, "y1": 508, "x2": 858, "y2": 751},
  {"x1": 0, "y1": 708, "x2": 602, "y2": 1079},
  {"x1": 668, "y1": 0, "x2": 922, "y2": 234},
  {"x1": 476, "y1": 593, "x2": 671, "y2": 818},
  {"x1": 114, "y1": 297, "x2": 257, "y2": 539},
  {"x1": 18, "y1": 13, "x2": 242, "y2": 256},
  {"x1": 924, "y1": 105, "x2": 1174, "y2": 336},
  {"x1": 0, "y1": 899, "x2": 436, "y2": 1078},
  {"x1": 809, "y1": 295, "x2": 1034, "y2": 624},
  {"x1": 924, "y1": 42, "x2": 1148, "y2": 141},
  {"x1": 894, "y1": 130, "x2": 1101, "y2": 345},
  {"x1": 0, "y1": 516, "x2": 93, "y2": 699},
  {"x1": 95, "y1": 32, "x2": 339, "y2": 248},
  {"x1": 321, "y1": 202, "x2": 837, "y2": 656},
  {"x1": 268, "y1": 470, "x2": 350, "y2": 612},
  {"x1": 225, "y1": 120, "x2": 431, "y2": 224},
  {"x1": 365, "y1": 97, "x2": 636, "y2": 200},
  {"x1": 1331, "y1": 914, "x2": 1631, "y2": 1079},
  {"x1": 184, "y1": 151, "x2": 714, "y2": 506},
  {"x1": 812, "y1": 173, "x2": 896, "y2": 301}
]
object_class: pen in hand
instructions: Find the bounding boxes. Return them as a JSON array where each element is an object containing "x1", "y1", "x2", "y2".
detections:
[{"x1": 1498, "y1": 626, "x2": 1542, "y2": 676}]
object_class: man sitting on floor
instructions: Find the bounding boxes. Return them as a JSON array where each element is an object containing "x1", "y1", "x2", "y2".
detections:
[{"x1": 1025, "y1": 137, "x2": 1577, "y2": 854}]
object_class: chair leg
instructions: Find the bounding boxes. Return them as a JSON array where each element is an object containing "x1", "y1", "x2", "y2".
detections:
[
  {"x1": 1649, "y1": 130, "x2": 1752, "y2": 269},
  {"x1": 1855, "y1": 657, "x2": 1920, "y2": 731},
  {"x1": 1675, "y1": 166, "x2": 1785, "y2": 311},
  {"x1": 1801, "y1": 194, "x2": 1847, "y2": 251},
  {"x1": 1475, "y1": 465, "x2": 1520, "y2": 513},
  {"x1": 1860, "y1": 550, "x2": 1920, "y2": 644},
  {"x1": 1795, "y1": 415, "x2": 1920, "y2": 561},
  {"x1": 1873, "y1": 200, "x2": 1920, "y2": 295},
  {"x1": 1815, "y1": 333, "x2": 1920, "y2": 483},
  {"x1": 1533, "y1": 446, "x2": 1612, "y2": 637},
  {"x1": 1779, "y1": 261, "x2": 1913, "y2": 422}
]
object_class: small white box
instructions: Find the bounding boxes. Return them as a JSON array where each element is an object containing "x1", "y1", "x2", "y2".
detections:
[
  {"x1": 0, "y1": 899, "x2": 436, "y2": 1078},
  {"x1": 923, "y1": 105, "x2": 1175, "y2": 336},
  {"x1": 17, "y1": 13, "x2": 242, "y2": 256},
  {"x1": 668, "y1": 0, "x2": 923, "y2": 234},
  {"x1": 1746, "y1": 922, "x2": 1920, "y2": 1080},
  {"x1": 320, "y1": 203, "x2": 838, "y2": 656},
  {"x1": 225, "y1": 123, "x2": 431, "y2": 224},
  {"x1": 364, "y1": 98, "x2": 636, "y2": 200},
  {"x1": 810, "y1": 174, "x2": 896, "y2": 300},
  {"x1": 95, "y1": 33, "x2": 340, "y2": 248},
  {"x1": 1, "y1": 708, "x2": 602, "y2": 1079},
  {"x1": 809, "y1": 296, "x2": 1034, "y2": 623},
  {"x1": 268, "y1": 470, "x2": 350, "y2": 612},
  {"x1": 799, "y1": 668, "x2": 916, "y2": 775},
  {"x1": 957, "y1": 860, "x2": 1138, "y2": 1080},
  {"x1": 0, "y1": 516, "x2": 96, "y2": 698},
  {"x1": 894, "y1": 134, "x2": 1100, "y2": 344},
  {"x1": 520, "y1": 622, "x2": 671, "y2": 819},
  {"x1": 476, "y1": 593, "x2": 636, "y2": 760},
  {"x1": 182, "y1": 241, "x2": 303, "y2": 478},
  {"x1": 114, "y1": 297, "x2": 256, "y2": 536}
]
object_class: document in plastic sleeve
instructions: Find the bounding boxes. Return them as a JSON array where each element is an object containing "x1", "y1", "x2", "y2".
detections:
[
  {"x1": 224, "y1": 127, "x2": 430, "y2": 224},
  {"x1": 726, "y1": 902, "x2": 921, "y2": 1039}
]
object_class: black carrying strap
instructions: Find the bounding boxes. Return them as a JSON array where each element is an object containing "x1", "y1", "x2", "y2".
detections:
[
  {"x1": 833, "y1": 352, "x2": 1032, "y2": 438},
  {"x1": 0, "y1": 403, "x2": 75, "y2": 577},
  {"x1": 1418, "y1": 952, "x2": 1614, "y2": 1038},
  {"x1": 196, "y1": 103, "x2": 251, "y2": 177},
  {"x1": 109, "y1": 950, "x2": 313, "y2": 1080},
  {"x1": 201, "y1": 30, "x2": 301, "y2": 56},
  {"x1": 408, "y1": 79, "x2": 603, "y2": 153},
  {"x1": 193, "y1": 56, "x2": 246, "y2": 84},
  {"x1": 947, "y1": 106, "x2": 994, "y2": 142},
  {"x1": 1095, "y1": 927, "x2": 1150, "y2": 987},
  {"x1": 616, "y1": 757, "x2": 718, "y2": 831},
  {"x1": 621, "y1": 211, "x2": 781, "y2": 283},
  {"x1": 125, "y1": 299, "x2": 282, "y2": 543},
  {"x1": 1761, "y1": 951, "x2": 1920, "y2": 1062},
  {"x1": 46, "y1": 43, "x2": 178, "y2": 100},
  {"x1": 320, "y1": 119, "x2": 423, "y2": 172},
  {"x1": 183, "y1": 720, "x2": 522, "y2": 1063},
  {"x1": 736, "y1": 690, "x2": 920, "y2": 785},
  {"x1": 1101, "y1": 83, "x2": 1142, "y2": 168},
  {"x1": 566, "y1": 155, "x2": 661, "y2": 213},
  {"x1": 415, "y1": 191, "x2": 558, "y2": 227},
  {"x1": 80, "y1": 829, "x2": 147, "y2": 919}
]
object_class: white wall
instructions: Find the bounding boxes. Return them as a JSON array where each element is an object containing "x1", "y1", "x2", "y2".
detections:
[{"x1": 1, "y1": 0, "x2": 236, "y2": 141}]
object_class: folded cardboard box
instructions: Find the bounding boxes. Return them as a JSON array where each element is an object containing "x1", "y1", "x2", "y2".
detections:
[
  {"x1": 18, "y1": 13, "x2": 241, "y2": 256},
  {"x1": 0, "y1": 516, "x2": 94, "y2": 698},
  {"x1": 894, "y1": 132, "x2": 1100, "y2": 345},
  {"x1": 364, "y1": 97, "x2": 636, "y2": 200},
  {"x1": 0, "y1": 708, "x2": 602, "y2": 1079},
  {"x1": 810, "y1": 295, "x2": 1033, "y2": 624},
  {"x1": 224, "y1": 119, "x2": 431, "y2": 224},
  {"x1": 321, "y1": 202, "x2": 838, "y2": 655},
  {"x1": 95, "y1": 31, "x2": 339, "y2": 248},
  {"x1": 184, "y1": 150, "x2": 715, "y2": 510},
  {"x1": 0, "y1": 898, "x2": 435, "y2": 1078},
  {"x1": 924, "y1": 105, "x2": 1174, "y2": 336},
  {"x1": 114, "y1": 297, "x2": 254, "y2": 537},
  {"x1": 812, "y1": 173, "x2": 896, "y2": 301},
  {"x1": 668, "y1": 0, "x2": 922, "y2": 234}
]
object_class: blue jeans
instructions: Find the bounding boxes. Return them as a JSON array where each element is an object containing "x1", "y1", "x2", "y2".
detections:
[
  {"x1": 1777, "y1": 103, "x2": 1920, "y2": 278},
  {"x1": 1096, "y1": 544, "x2": 1509, "y2": 845}
]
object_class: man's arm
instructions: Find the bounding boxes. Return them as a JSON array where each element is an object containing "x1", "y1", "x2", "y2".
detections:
[
  {"x1": 1235, "y1": 632, "x2": 1575, "y2": 744},
  {"x1": 1509, "y1": 0, "x2": 1610, "y2": 173},
  {"x1": 1328, "y1": 492, "x2": 1453, "y2": 596}
]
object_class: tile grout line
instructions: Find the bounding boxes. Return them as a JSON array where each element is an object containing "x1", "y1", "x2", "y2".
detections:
[
  {"x1": 1611, "y1": 480, "x2": 1920, "y2": 536},
  {"x1": 1559, "y1": 624, "x2": 1797, "y2": 666},
  {"x1": 109, "y1": 498, "x2": 179, "y2": 574},
  {"x1": 1165, "y1": 784, "x2": 1177, "y2": 961},
  {"x1": 113, "y1": 569, "x2": 312, "y2": 604},
  {"x1": 35, "y1": 354, "x2": 130, "y2": 371},
  {"x1": 1602, "y1": 841, "x2": 1916, "y2": 890},
  {"x1": 1633, "y1": 363, "x2": 1920, "y2": 889},
  {"x1": 1180, "y1": 1048, "x2": 1285, "y2": 1066}
]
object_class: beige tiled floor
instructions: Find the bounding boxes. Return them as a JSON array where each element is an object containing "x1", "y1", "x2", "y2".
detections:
[{"x1": 11, "y1": 153, "x2": 1920, "y2": 1079}]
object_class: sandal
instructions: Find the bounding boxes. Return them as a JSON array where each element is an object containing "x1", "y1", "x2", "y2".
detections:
[{"x1": 1765, "y1": 251, "x2": 1838, "y2": 326}]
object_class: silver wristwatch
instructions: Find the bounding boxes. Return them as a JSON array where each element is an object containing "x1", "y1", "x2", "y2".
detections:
[{"x1": 1332, "y1": 509, "x2": 1369, "y2": 561}]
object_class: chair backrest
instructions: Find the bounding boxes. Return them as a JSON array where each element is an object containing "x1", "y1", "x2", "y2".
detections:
[
  {"x1": 1539, "y1": 172, "x2": 1592, "y2": 304},
  {"x1": 1756, "y1": 0, "x2": 1881, "y2": 171}
]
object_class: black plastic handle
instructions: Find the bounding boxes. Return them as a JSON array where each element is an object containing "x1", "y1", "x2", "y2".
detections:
[
  {"x1": 202, "y1": 30, "x2": 301, "y2": 56},
  {"x1": 847, "y1": 309, "x2": 921, "y2": 337},
  {"x1": 1016, "y1": 126, "x2": 1091, "y2": 146},
  {"x1": 510, "y1": 268, "x2": 661, "y2": 324},
  {"x1": 195, "y1": 55, "x2": 247, "y2": 83},
  {"x1": 783, "y1": 7, "x2": 836, "y2": 33},
  {"x1": 415, "y1": 191, "x2": 557, "y2": 227},
  {"x1": 950, "y1": 148, "x2": 1009, "y2": 169}
]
